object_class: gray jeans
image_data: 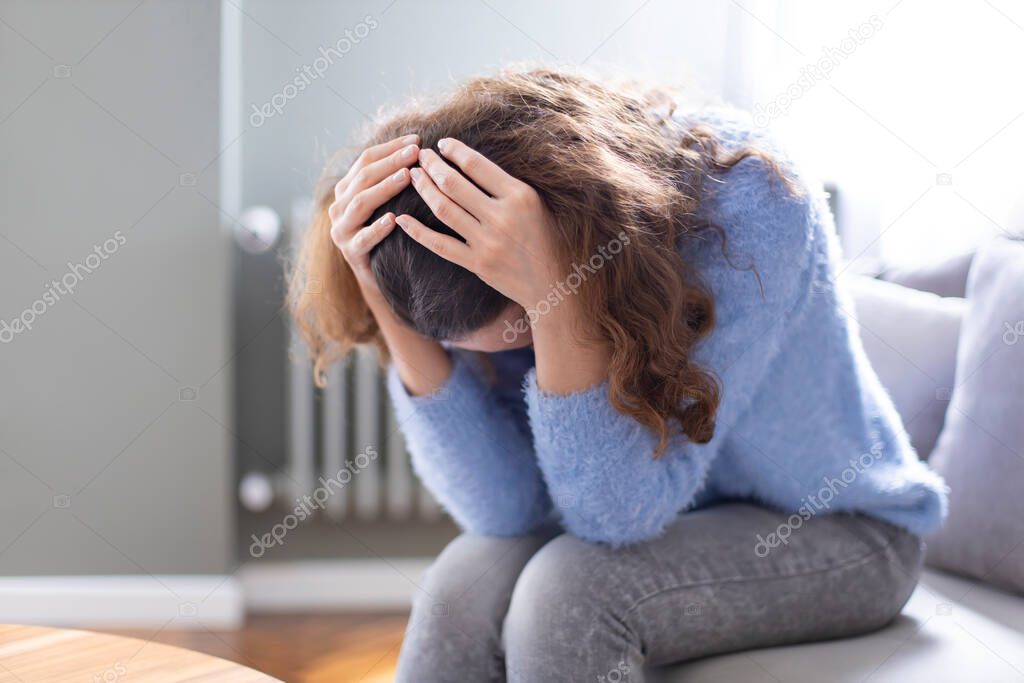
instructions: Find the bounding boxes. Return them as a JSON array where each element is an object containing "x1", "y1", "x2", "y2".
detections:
[{"x1": 395, "y1": 502, "x2": 923, "y2": 682}]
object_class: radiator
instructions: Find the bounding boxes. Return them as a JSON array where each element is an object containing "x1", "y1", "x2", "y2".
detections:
[{"x1": 286, "y1": 333, "x2": 443, "y2": 521}]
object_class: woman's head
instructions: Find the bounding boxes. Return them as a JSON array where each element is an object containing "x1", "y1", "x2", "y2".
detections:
[
  {"x1": 291, "y1": 67, "x2": 787, "y2": 454},
  {"x1": 363, "y1": 69, "x2": 657, "y2": 350},
  {"x1": 365, "y1": 137, "x2": 522, "y2": 348}
]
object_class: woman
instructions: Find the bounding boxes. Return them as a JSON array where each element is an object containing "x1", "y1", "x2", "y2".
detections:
[{"x1": 290, "y1": 69, "x2": 946, "y2": 681}]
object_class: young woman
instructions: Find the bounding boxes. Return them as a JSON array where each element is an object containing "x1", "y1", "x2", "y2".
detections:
[{"x1": 290, "y1": 69, "x2": 947, "y2": 681}]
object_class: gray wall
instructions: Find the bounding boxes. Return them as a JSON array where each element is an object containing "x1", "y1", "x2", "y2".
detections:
[{"x1": 0, "y1": 0, "x2": 232, "y2": 574}]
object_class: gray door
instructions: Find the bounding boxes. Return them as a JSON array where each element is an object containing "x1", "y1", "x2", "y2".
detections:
[{"x1": 0, "y1": 0, "x2": 232, "y2": 575}]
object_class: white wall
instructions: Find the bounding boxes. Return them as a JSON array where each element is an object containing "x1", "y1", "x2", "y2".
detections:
[
  {"x1": 236, "y1": 0, "x2": 738, "y2": 217},
  {"x1": 748, "y1": 0, "x2": 1024, "y2": 267}
]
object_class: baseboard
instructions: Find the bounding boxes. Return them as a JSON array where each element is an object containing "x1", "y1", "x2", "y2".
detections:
[
  {"x1": 239, "y1": 558, "x2": 433, "y2": 611},
  {"x1": 0, "y1": 560, "x2": 431, "y2": 626},
  {"x1": 0, "y1": 575, "x2": 243, "y2": 629}
]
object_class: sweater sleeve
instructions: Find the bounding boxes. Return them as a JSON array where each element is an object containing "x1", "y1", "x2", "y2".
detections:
[
  {"x1": 387, "y1": 350, "x2": 552, "y2": 535},
  {"x1": 525, "y1": 156, "x2": 820, "y2": 545}
]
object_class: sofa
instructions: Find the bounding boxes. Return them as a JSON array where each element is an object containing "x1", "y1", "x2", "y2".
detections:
[{"x1": 654, "y1": 240, "x2": 1024, "y2": 682}]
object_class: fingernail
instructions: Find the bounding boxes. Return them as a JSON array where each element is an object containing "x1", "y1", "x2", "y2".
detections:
[
  {"x1": 401, "y1": 144, "x2": 416, "y2": 159},
  {"x1": 437, "y1": 139, "x2": 449, "y2": 152},
  {"x1": 402, "y1": 134, "x2": 418, "y2": 144},
  {"x1": 394, "y1": 215, "x2": 407, "y2": 227},
  {"x1": 378, "y1": 213, "x2": 392, "y2": 226},
  {"x1": 392, "y1": 168, "x2": 406, "y2": 183},
  {"x1": 410, "y1": 168, "x2": 422, "y2": 182}
]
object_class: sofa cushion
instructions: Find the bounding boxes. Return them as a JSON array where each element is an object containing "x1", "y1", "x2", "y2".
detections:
[
  {"x1": 925, "y1": 237, "x2": 1024, "y2": 595},
  {"x1": 648, "y1": 568, "x2": 1024, "y2": 682},
  {"x1": 846, "y1": 276, "x2": 964, "y2": 459},
  {"x1": 881, "y1": 249, "x2": 975, "y2": 298}
]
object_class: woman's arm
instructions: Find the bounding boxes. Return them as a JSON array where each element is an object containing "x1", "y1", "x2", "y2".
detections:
[
  {"x1": 328, "y1": 137, "x2": 550, "y2": 536},
  {"x1": 524, "y1": 159, "x2": 818, "y2": 545},
  {"x1": 325, "y1": 134, "x2": 452, "y2": 396},
  {"x1": 384, "y1": 346, "x2": 552, "y2": 536},
  {"x1": 530, "y1": 295, "x2": 610, "y2": 394},
  {"x1": 373, "y1": 286, "x2": 551, "y2": 535},
  {"x1": 363, "y1": 287, "x2": 452, "y2": 395},
  {"x1": 400, "y1": 142, "x2": 818, "y2": 545}
]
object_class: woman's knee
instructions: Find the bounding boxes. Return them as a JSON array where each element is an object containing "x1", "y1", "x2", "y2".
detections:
[
  {"x1": 414, "y1": 531, "x2": 551, "y2": 624},
  {"x1": 503, "y1": 535, "x2": 642, "y2": 679},
  {"x1": 398, "y1": 532, "x2": 555, "y2": 682},
  {"x1": 504, "y1": 534, "x2": 623, "y2": 646}
]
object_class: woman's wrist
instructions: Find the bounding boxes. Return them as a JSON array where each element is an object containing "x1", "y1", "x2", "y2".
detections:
[
  {"x1": 530, "y1": 296, "x2": 610, "y2": 395},
  {"x1": 361, "y1": 284, "x2": 453, "y2": 396}
]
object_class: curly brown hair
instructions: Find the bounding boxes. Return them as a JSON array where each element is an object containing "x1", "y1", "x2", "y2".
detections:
[{"x1": 290, "y1": 68, "x2": 792, "y2": 456}]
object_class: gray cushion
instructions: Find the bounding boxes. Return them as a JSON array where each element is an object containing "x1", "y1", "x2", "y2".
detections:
[
  {"x1": 882, "y1": 249, "x2": 975, "y2": 298},
  {"x1": 649, "y1": 568, "x2": 1024, "y2": 682},
  {"x1": 847, "y1": 276, "x2": 964, "y2": 459},
  {"x1": 925, "y1": 237, "x2": 1024, "y2": 595}
]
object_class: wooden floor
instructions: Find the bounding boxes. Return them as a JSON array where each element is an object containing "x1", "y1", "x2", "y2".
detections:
[{"x1": 105, "y1": 613, "x2": 409, "y2": 682}]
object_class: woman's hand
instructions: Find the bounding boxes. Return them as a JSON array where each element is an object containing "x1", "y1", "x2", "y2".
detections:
[
  {"x1": 329, "y1": 134, "x2": 419, "y2": 295},
  {"x1": 327, "y1": 134, "x2": 455, "y2": 396},
  {"x1": 397, "y1": 138, "x2": 610, "y2": 395},
  {"x1": 395, "y1": 139, "x2": 561, "y2": 310}
]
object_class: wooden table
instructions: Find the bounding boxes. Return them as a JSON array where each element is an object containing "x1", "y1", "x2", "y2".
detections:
[{"x1": 0, "y1": 624, "x2": 281, "y2": 682}]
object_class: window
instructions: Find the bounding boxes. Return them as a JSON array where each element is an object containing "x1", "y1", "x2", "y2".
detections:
[{"x1": 737, "y1": 0, "x2": 1024, "y2": 269}]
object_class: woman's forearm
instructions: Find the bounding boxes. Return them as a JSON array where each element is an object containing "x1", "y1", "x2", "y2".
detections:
[
  {"x1": 373, "y1": 289, "x2": 554, "y2": 537},
  {"x1": 531, "y1": 297, "x2": 610, "y2": 395},
  {"x1": 363, "y1": 288, "x2": 452, "y2": 396}
]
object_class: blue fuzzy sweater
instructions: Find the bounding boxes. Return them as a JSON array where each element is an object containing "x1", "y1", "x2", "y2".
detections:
[{"x1": 386, "y1": 108, "x2": 948, "y2": 546}]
